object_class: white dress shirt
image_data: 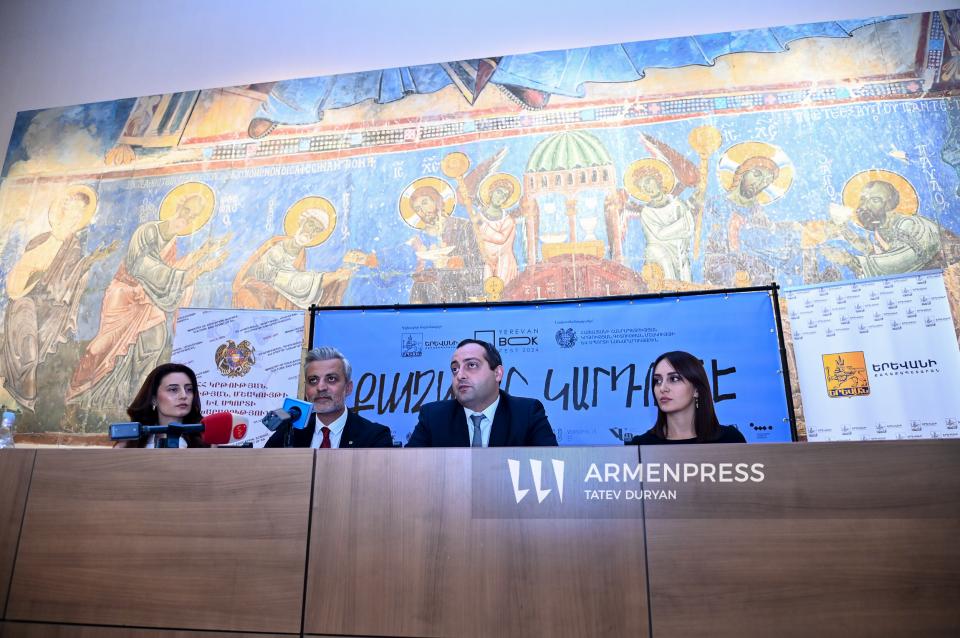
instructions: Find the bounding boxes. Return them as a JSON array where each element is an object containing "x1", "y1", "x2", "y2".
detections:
[
  {"x1": 462, "y1": 395, "x2": 500, "y2": 448},
  {"x1": 309, "y1": 409, "x2": 348, "y2": 449}
]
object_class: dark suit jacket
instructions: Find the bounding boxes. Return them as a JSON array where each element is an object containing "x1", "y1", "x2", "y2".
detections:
[
  {"x1": 406, "y1": 392, "x2": 558, "y2": 447},
  {"x1": 264, "y1": 411, "x2": 393, "y2": 448}
]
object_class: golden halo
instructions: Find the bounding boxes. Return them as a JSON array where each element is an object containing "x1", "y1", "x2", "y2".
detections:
[
  {"x1": 48, "y1": 184, "x2": 98, "y2": 232},
  {"x1": 398, "y1": 177, "x2": 456, "y2": 230},
  {"x1": 717, "y1": 141, "x2": 794, "y2": 206},
  {"x1": 158, "y1": 182, "x2": 216, "y2": 236},
  {"x1": 841, "y1": 169, "x2": 919, "y2": 225},
  {"x1": 624, "y1": 159, "x2": 676, "y2": 202},
  {"x1": 479, "y1": 173, "x2": 521, "y2": 208},
  {"x1": 441, "y1": 152, "x2": 471, "y2": 179},
  {"x1": 283, "y1": 196, "x2": 337, "y2": 247}
]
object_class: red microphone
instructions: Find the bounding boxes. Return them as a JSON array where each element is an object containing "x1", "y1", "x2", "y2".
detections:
[{"x1": 200, "y1": 412, "x2": 249, "y2": 446}]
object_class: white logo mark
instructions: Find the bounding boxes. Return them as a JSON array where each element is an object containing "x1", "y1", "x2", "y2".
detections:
[{"x1": 508, "y1": 458, "x2": 565, "y2": 504}]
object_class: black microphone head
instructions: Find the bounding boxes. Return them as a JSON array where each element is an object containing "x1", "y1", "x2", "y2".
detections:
[
  {"x1": 262, "y1": 409, "x2": 291, "y2": 432},
  {"x1": 288, "y1": 406, "x2": 302, "y2": 420},
  {"x1": 109, "y1": 422, "x2": 142, "y2": 441}
]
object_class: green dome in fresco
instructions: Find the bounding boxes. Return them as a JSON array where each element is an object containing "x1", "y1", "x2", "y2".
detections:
[{"x1": 526, "y1": 131, "x2": 613, "y2": 172}]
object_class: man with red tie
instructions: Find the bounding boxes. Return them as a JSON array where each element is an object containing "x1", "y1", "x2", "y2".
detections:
[{"x1": 265, "y1": 347, "x2": 393, "y2": 448}]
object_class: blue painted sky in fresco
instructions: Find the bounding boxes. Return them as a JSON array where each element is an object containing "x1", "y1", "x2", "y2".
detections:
[{"x1": 1, "y1": 99, "x2": 135, "y2": 175}]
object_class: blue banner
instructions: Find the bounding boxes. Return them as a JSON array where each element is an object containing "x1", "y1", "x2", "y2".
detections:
[{"x1": 313, "y1": 291, "x2": 792, "y2": 445}]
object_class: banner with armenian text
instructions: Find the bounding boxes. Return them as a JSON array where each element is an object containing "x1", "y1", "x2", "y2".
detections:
[
  {"x1": 172, "y1": 308, "x2": 305, "y2": 447},
  {"x1": 312, "y1": 290, "x2": 793, "y2": 445},
  {"x1": 786, "y1": 271, "x2": 960, "y2": 441}
]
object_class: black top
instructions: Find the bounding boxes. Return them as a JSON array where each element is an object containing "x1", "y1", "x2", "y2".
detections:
[{"x1": 627, "y1": 424, "x2": 746, "y2": 445}]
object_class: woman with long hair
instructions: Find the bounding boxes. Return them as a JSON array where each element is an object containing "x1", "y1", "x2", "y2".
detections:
[
  {"x1": 628, "y1": 351, "x2": 746, "y2": 444},
  {"x1": 118, "y1": 362, "x2": 207, "y2": 448}
]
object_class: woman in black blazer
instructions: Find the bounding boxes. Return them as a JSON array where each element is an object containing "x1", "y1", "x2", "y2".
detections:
[
  {"x1": 628, "y1": 350, "x2": 746, "y2": 445},
  {"x1": 116, "y1": 362, "x2": 207, "y2": 448}
]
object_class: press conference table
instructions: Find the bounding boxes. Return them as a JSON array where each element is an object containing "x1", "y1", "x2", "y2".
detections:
[{"x1": 0, "y1": 441, "x2": 957, "y2": 638}]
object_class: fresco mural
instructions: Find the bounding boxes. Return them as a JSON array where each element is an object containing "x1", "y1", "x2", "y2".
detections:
[{"x1": 1, "y1": 10, "x2": 959, "y2": 441}]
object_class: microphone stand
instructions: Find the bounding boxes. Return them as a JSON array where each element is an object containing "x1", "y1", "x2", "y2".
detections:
[
  {"x1": 262, "y1": 407, "x2": 303, "y2": 448},
  {"x1": 282, "y1": 407, "x2": 303, "y2": 448},
  {"x1": 151, "y1": 423, "x2": 203, "y2": 448}
]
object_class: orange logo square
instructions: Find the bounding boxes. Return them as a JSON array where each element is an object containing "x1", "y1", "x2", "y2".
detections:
[{"x1": 823, "y1": 351, "x2": 870, "y2": 398}]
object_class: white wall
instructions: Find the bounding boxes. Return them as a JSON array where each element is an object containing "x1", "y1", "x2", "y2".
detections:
[{"x1": 1, "y1": 0, "x2": 958, "y2": 165}]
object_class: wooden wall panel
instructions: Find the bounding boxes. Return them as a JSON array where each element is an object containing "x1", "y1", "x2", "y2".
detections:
[
  {"x1": 641, "y1": 441, "x2": 960, "y2": 638},
  {"x1": 0, "y1": 450, "x2": 35, "y2": 619},
  {"x1": 0, "y1": 622, "x2": 292, "y2": 637},
  {"x1": 5, "y1": 450, "x2": 313, "y2": 634},
  {"x1": 304, "y1": 448, "x2": 650, "y2": 638}
]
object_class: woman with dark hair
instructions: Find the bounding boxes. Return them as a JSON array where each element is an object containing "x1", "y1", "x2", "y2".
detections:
[
  {"x1": 117, "y1": 362, "x2": 207, "y2": 448},
  {"x1": 628, "y1": 351, "x2": 746, "y2": 445}
]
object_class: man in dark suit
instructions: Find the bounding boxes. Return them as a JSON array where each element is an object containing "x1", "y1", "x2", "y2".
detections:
[
  {"x1": 265, "y1": 346, "x2": 392, "y2": 448},
  {"x1": 406, "y1": 339, "x2": 557, "y2": 447}
]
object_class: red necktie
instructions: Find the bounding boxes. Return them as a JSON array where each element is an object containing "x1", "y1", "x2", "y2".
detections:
[{"x1": 320, "y1": 426, "x2": 331, "y2": 448}]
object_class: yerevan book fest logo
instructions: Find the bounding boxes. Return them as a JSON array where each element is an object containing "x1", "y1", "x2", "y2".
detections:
[{"x1": 507, "y1": 458, "x2": 765, "y2": 505}]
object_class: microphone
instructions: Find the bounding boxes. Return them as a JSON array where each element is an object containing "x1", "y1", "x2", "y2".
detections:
[
  {"x1": 109, "y1": 422, "x2": 202, "y2": 440},
  {"x1": 261, "y1": 397, "x2": 312, "y2": 448},
  {"x1": 261, "y1": 397, "x2": 312, "y2": 431},
  {"x1": 110, "y1": 422, "x2": 144, "y2": 441},
  {"x1": 110, "y1": 413, "x2": 248, "y2": 447},
  {"x1": 262, "y1": 407, "x2": 299, "y2": 432},
  {"x1": 199, "y1": 411, "x2": 250, "y2": 446},
  {"x1": 109, "y1": 421, "x2": 203, "y2": 448}
]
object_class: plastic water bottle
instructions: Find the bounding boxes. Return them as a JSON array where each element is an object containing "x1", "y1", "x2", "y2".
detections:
[{"x1": 0, "y1": 410, "x2": 16, "y2": 448}]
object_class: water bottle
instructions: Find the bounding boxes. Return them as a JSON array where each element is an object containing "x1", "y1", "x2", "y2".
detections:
[{"x1": 0, "y1": 410, "x2": 16, "y2": 448}]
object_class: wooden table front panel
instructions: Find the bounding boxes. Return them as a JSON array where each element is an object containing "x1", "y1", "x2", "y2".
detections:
[
  {"x1": 641, "y1": 441, "x2": 960, "y2": 638},
  {"x1": 0, "y1": 621, "x2": 294, "y2": 638},
  {"x1": 0, "y1": 449, "x2": 35, "y2": 619},
  {"x1": 6, "y1": 449, "x2": 314, "y2": 633},
  {"x1": 305, "y1": 448, "x2": 650, "y2": 638}
]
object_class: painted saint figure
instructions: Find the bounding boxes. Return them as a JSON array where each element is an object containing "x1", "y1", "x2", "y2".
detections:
[
  {"x1": 707, "y1": 142, "x2": 800, "y2": 286},
  {"x1": 232, "y1": 197, "x2": 354, "y2": 309},
  {"x1": 400, "y1": 177, "x2": 483, "y2": 304},
  {"x1": 621, "y1": 160, "x2": 695, "y2": 280},
  {"x1": 476, "y1": 174, "x2": 522, "y2": 285},
  {"x1": 1, "y1": 186, "x2": 118, "y2": 410},
  {"x1": 725, "y1": 155, "x2": 787, "y2": 258},
  {"x1": 821, "y1": 171, "x2": 941, "y2": 277},
  {"x1": 64, "y1": 183, "x2": 229, "y2": 413}
]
